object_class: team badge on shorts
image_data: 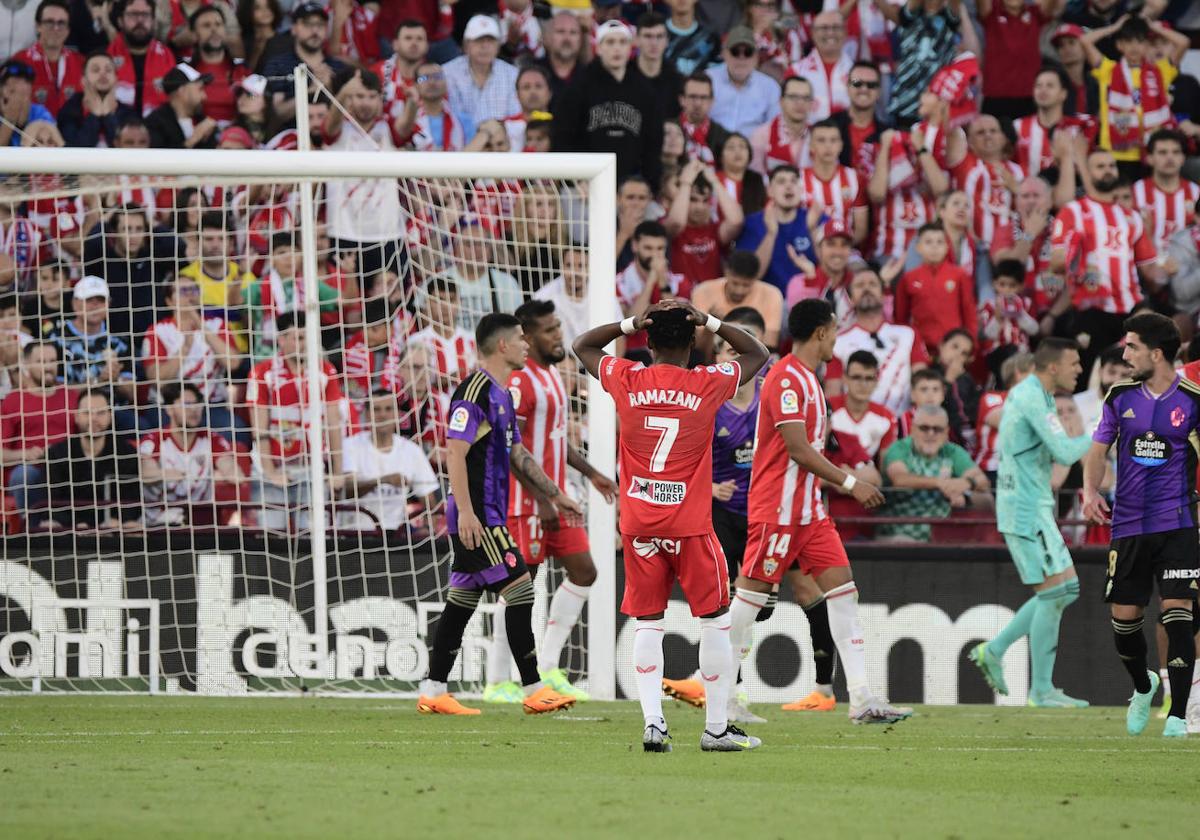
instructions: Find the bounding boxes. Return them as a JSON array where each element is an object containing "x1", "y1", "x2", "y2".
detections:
[{"x1": 504, "y1": 552, "x2": 517, "y2": 568}]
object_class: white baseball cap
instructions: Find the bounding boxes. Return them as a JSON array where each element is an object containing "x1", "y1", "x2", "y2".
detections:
[
  {"x1": 595, "y1": 19, "x2": 632, "y2": 45},
  {"x1": 463, "y1": 14, "x2": 501, "y2": 41},
  {"x1": 235, "y1": 73, "x2": 267, "y2": 98},
  {"x1": 73, "y1": 275, "x2": 110, "y2": 301}
]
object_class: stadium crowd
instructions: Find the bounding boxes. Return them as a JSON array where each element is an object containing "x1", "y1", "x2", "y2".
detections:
[{"x1": 0, "y1": 0, "x2": 1198, "y2": 537}]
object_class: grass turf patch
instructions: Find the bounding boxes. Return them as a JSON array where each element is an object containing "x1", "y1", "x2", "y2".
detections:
[{"x1": 1, "y1": 697, "x2": 1195, "y2": 839}]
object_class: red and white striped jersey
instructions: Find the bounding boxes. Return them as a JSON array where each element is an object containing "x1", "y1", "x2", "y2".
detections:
[
  {"x1": 871, "y1": 186, "x2": 935, "y2": 261},
  {"x1": 1051, "y1": 196, "x2": 1156, "y2": 314},
  {"x1": 827, "y1": 394, "x2": 897, "y2": 461},
  {"x1": 373, "y1": 54, "x2": 416, "y2": 122},
  {"x1": 245, "y1": 357, "x2": 344, "y2": 461},
  {"x1": 827, "y1": 322, "x2": 931, "y2": 414},
  {"x1": 0, "y1": 217, "x2": 44, "y2": 283},
  {"x1": 978, "y1": 296, "x2": 1034, "y2": 356},
  {"x1": 973, "y1": 389, "x2": 1006, "y2": 472},
  {"x1": 1012, "y1": 114, "x2": 1096, "y2": 178},
  {"x1": 507, "y1": 358, "x2": 569, "y2": 518},
  {"x1": 407, "y1": 326, "x2": 477, "y2": 392},
  {"x1": 748, "y1": 354, "x2": 827, "y2": 526},
  {"x1": 138, "y1": 429, "x2": 233, "y2": 505},
  {"x1": 801, "y1": 164, "x2": 865, "y2": 231},
  {"x1": 141, "y1": 316, "x2": 236, "y2": 403},
  {"x1": 951, "y1": 151, "x2": 1024, "y2": 242},
  {"x1": 1131, "y1": 177, "x2": 1200, "y2": 253}
]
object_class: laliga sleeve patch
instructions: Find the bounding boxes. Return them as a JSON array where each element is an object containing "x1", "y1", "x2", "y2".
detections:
[
  {"x1": 781, "y1": 389, "x2": 800, "y2": 415},
  {"x1": 716, "y1": 362, "x2": 736, "y2": 375},
  {"x1": 449, "y1": 406, "x2": 471, "y2": 433}
]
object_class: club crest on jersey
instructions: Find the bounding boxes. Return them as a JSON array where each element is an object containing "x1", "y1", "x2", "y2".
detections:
[
  {"x1": 627, "y1": 475, "x2": 687, "y2": 506},
  {"x1": 1130, "y1": 431, "x2": 1170, "y2": 467},
  {"x1": 763, "y1": 558, "x2": 779, "y2": 576},
  {"x1": 448, "y1": 406, "x2": 470, "y2": 433},
  {"x1": 1171, "y1": 406, "x2": 1185, "y2": 428},
  {"x1": 781, "y1": 389, "x2": 800, "y2": 415}
]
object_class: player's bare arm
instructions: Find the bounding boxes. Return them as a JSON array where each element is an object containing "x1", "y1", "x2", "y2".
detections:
[
  {"x1": 567, "y1": 443, "x2": 618, "y2": 503},
  {"x1": 446, "y1": 437, "x2": 484, "y2": 549},
  {"x1": 779, "y1": 421, "x2": 885, "y2": 509},
  {"x1": 1081, "y1": 440, "x2": 1113, "y2": 524},
  {"x1": 511, "y1": 443, "x2": 583, "y2": 516},
  {"x1": 659, "y1": 298, "x2": 769, "y2": 383}
]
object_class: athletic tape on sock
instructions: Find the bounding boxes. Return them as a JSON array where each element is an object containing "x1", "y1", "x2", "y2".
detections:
[
  {"x1": 502, "y1": 579, "x2": 536, "y2": 606},
  {"x1": 447, "y1": 587, "x2": 482, "y2": 609}
]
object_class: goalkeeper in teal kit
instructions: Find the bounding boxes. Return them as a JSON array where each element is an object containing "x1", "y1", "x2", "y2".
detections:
[{"x1": 970, "y1": 339, "x2": 1094, "y2": 707}]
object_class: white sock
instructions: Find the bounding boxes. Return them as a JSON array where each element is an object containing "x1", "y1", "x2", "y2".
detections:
[
  {"x1": 816, "y1": 683, "x2": 833, "y2": 697},
  {"x1": 825, "y1": 581, "x2": 870, "y2": 706},
  {"x1": 537, "y1": 581, "x2": 590, "y2": 672},
  {"x1": 699, "y1": 615, "x2": 733, "y2": 733},
  {"x1": 1189, "y1": 662, "x2": 1200, "y2": 710},
  {"x1": 1161, "y1": 667, "x2": 1172, "y2": 698},
  {"x1": 419, "y1": 678, "x2": 447, "y2": 697},
  {"x1": 728, "y1": 589, "x2": 770, "y2": 666},
  {"x1": 634, "y1": 619, "x2": 666, "y2": 728},
  {"x1": 486, "y1": 598, "x2": 513, "y2": 684}
]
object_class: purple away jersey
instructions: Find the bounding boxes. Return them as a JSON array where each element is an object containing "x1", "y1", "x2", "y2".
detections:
[
  {"x1": 712, "y1": 380, "x2": 761, "y2": 517},
  {"x1": 445, "y1": 369, "x2": 521, "y2": 532},
  {"x1": 1093, "y1": 376, "x2": 1200, "y2": 540}
]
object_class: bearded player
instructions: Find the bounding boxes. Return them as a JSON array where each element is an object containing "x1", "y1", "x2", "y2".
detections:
[
  {"x1": 727, "y1": 298, "x2": 912, "y2": 725},
  {"x1": 574, "y1": 299, "x2": 769, "y2": 752},
  {"x1": 484, "y1": 300, "x2": 619, "y2": 704}
]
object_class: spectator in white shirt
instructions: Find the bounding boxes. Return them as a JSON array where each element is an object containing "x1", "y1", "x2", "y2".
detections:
[
  {"x1": 534, "y1": 244, "x2": 624, "y2": 351},
  {"x1": 422, "y1": 220, "x2": 522, "y2": 329},
  {"x1": 704, "y1": 25, "x2": 780, "y2": 137},
  {"x1": 341, "y1": 389, "x2": 440, "y2": 531},
  {"x1": 441, "y1": 15, "x2": 519, "y2": 132}
]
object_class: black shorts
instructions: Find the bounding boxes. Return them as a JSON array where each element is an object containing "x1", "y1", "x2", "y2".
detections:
[
  {"x1": 712, "y1": 501, "x2": 748, "y2": 582},
  {"x1": 450, "y1": 525, "x2": 529, "y2": 593},
  {"x1": 1105, "y1": 527, "x2": 1200, "y2": 606}
]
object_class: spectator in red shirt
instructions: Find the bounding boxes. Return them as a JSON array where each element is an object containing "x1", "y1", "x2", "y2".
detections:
[
  {"x1": 978, "y1": 0, "x2": 1057, "y2": 124},
  {"x1": 664, "y1": 158, "x2": 745, "y2": 286},
  {"x1": 894, "y1": 221, "x2": 978, "y2": 354},
  {"x1": 108, "y1": 0, "x2": 177, "y2": 116},
  {"x1": 12, "y1": 0, "x2": 84, "y2": 118},
  {"x1": 188, "y1": 5, "x2": 249, "y2": 125},
  {"x1": 1, "y1": 341, "x2": 79, "y2": 519}
]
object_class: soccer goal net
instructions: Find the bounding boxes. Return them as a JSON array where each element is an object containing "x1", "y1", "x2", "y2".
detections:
[{"x1": 0, "y1": 139, "x2": 617, "y2": 698}]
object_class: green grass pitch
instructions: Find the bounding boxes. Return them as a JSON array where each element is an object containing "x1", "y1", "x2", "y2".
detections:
[{"x1": 2, "y1": 697, "x2": 1196, "y2": 839}]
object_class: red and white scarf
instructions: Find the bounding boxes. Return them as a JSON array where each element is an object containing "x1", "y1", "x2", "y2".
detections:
[
  {"x1": 1107, "y1": 60, "x2": 1171, "y2": 154},
  {"x1": 681, "y1": 118, "x2": 715, "y2": 165},
  {"x1": 765, "y1": 115, "x2": 810, "y2": 171},
  {"x1": 887, "y1": 121, "x2": 945, "y2": 191},
  {"x1": 411, "y1": 103, "x2": 464, "y2": 152}
]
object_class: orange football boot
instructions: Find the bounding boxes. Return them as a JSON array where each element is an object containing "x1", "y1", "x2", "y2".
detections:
[
  {"x1": 661, "y1": 677, "x2": 706, "y2": 708},
  {"x1": 782, "y1": 690, "x2": 836, "y2": 712},
  {"x1": 417, "y1": 693, "x2": 482, "y2": 715},
  {"x1": 523, "y1": 685, "x2": 577, "y2": 715}
]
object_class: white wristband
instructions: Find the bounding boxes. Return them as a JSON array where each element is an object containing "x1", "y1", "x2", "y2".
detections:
[
  {"x1": 841, "y1": 473, "x2": 857, "y2": 492},
  {"x1": 620, "y1": 317, "x2": 637, "y2": 335},
  {"x1": 705, "y1": 314, "x2": 722, "y2": 333}
]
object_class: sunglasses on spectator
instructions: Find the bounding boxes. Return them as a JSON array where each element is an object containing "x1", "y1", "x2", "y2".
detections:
[
  {"x1": 417, "y1": 72, "x2": 444, "y2": 83},
  {"x1": 916, "y1": 424, "x2": 948, "y2": 434},
  {"x1": 849, "y1": 79, "x2": 880, "y2": 89},
  {"x1": 728, "y1": 46, "x2": 755, "y2": 59}
]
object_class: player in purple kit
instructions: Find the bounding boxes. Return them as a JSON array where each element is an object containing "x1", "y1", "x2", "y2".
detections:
[
  {"x1": 417, "y1": 314, "x2": 582, "y2": 717},
  {"x1": 1083, "y1": 313, "x2": 1200, "y2": 739}
]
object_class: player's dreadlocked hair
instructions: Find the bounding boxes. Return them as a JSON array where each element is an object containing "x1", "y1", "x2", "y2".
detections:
[{"x1": 645, "y1": 307, "x2": 695, "y2": 351}]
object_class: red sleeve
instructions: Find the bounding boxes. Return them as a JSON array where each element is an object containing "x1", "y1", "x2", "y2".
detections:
[
  {"x1": 959, "y1": 268, "x2": 978, "y2": 340},
  {"x1": 246, "y1": 363, "x2": 267, "y2": 408},
  {"x1": 893, "y1": 273, "x2": 912, "y2": 326},
  {"x1": 825, "y1": 354, "x2": 844, "y2": 381},
  {"x1": 323, "y1": 363, "x2": 345, "y2": 401},
  {"x1": 508, "y1": 370, "x2": 536, "y2": 422},
  {"x1": 990, "y1": 222, "x2": 1014, "y2": 260},
  {"x1": 142, "y1": 326, "x2": 167, "y2": 361},
  {"x1": 948, "y1": 152, "x2": 975, "y2": 188},
  {"x1": 598, "y1": 355, "x2": 633, "y2": 397},
  {"x1": 910, "y1": 335, "x2": 931, "y2": 366},
  {"x1": 852, "y1": 174, "x2": 867, "y2": 207},
  {"x1": 0, "y1": 394, "x2": 19, "y2": 443},
  {"x1": 1132, "y1": 221, "x2": 1157, "y2": 265}
]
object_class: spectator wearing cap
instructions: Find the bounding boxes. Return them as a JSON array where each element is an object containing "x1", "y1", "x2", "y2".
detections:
[
  {"x1": 229, "y1": 73, "x2": 272, "y2": 143},
  {"x1": 632, "y1": 13, "x2": 682, "y2": 123},
  {"x1": 875, "y1": 0, "x2": 979, "y2": 129},
  {"x1": 1050, "y1": 25, "x2": 1098, "y2": 118},
  {"x1": 188, "y1": 4, "x2": 249, "y2": 125},
  {"x1": 261, "y1": 2, "x2": 347, "y2": 123},
  {"x1": 107, "y1": 0, "x2": 176, "y2": 116},
  {"x1": 45, "y1": 275, "x2": 139, "y2": 432},
  {"x1": 705, "y1": 24, "x2": 780, "y2": 139},
  {"x1": 0, "y1": 60, "x2": 64, "y2": 148},
  {"x1": 0, "y1": 341, "x2": 79, "y2": 521},
  {"x1": 976, "y1": 0, "x2": 1057, "y2": 125},
  {"x1": 442, "y1": 15, "x2": 520, "y2": 129},
  {"x1": 784, "y1": 219, "x2": 857, "y2": 320},
  {"x1": 11, "y1": 0, "x2": 83, "y2": 118},
  {"x1": 1062, "y1": 0, "x2": 1123, "y2": 60},
  {"x1": 787, "y1": 10, "x2": 854, "y2": 124},
  {"x1": 534, "y1": 10, "x2": 585, "y2": 110},
  {"x1": 145, "y1": 63, "x2": 220, "y2": 148},
  {"x1": 663, "y1": 0, "x2": 720, "y2": 77},
  {"x1": 554, "y1": 19, "x2": 663, "y2": 191},
  {"x1": 58, "y1": 52, "x2": 138, "y2": 147},
  {"x1": 690, "y1": 250, "x2": 783, "y2": 347}
]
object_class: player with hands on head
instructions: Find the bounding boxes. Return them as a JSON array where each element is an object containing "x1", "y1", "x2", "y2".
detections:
[{"x1": 574, "y1": 297, "x2": 769, "y2": 752}]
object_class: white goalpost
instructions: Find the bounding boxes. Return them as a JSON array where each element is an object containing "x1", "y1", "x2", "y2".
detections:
[{"x1": 0, "y1": 140, "x2": 618, "y2": 699}]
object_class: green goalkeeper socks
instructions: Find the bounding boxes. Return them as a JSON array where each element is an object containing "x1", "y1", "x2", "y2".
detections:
[
  {"x1": 1029, "y1": 580, "x2": 1079, "y2": 696},
  {"x1": 987, "y1": 595, "x2": 1038, "y2": 660}
]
